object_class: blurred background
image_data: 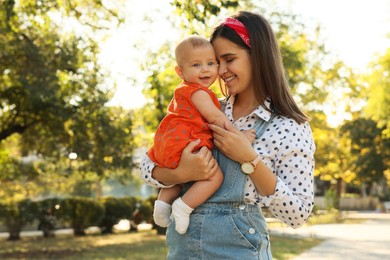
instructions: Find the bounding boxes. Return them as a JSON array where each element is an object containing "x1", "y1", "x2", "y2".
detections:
[{"x1": 0, "y1": 0, "x2": 389, "y2": 247}]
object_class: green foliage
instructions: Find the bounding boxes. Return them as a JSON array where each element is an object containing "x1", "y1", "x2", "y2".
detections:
[
  {"x1": 35, "y1": 198, "x2": 62, "y2": 237},
  {"x1": 138, "y1": 196, "x2": 153, "y2": 224},
  {"x1": 138, "y1": 43, "x2": 179, "y2": 133},
  {"x1": 324, "y1": 188, "x2": 338, "y2": 210},
  {"x1": 0, "y1": 140, "x2": 42, "y2": 202},
  {"x1": 0, "y1": 0, "x2": 104, "y2": 145},
  {"x1": 69, "y1": 106, "x2": 135, "y2": 182},
  {"x1": 58, "y1": 197, "x2": 104, "y2": 236},
  {"x1": 0, "y1": 0, "x2": 136, "y2": 190},
  {"x1": 340, "y1": 118, "x2": 386, "y2": 186},
  {"x1": 308, "y1": 208, "x2": 343, "y2": 225},
  {"x1": 364, "y1": 48, "x2": 390, "y2": 188},
  {"x1": 0, "y1": 199, "x2": 38, "y2": 240},
  {"x1": 172, "y1": 0, "x2": 241, "y2": 34},
  {"x1": 99, "y1": 197, "x2": 137, "y2": 234},
  {"x1": 364, "y1": 48, "x2": 390, "y2": 129}
]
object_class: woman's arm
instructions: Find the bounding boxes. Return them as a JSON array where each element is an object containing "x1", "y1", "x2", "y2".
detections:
[
  {"x1": 259, "y1": 121, "x2": 315, "y2": 228},
  {"x1": 209, "y1": 120, "x2": 315, "y2": 228},
  {"x1": 209, "y1": 122, "x2": 277, "y2": 196},
  {"x1": 139, "y1": 139, "x2": 219, "y2": 187}
]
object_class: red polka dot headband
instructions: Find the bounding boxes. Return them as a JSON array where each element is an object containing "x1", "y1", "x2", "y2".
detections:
[{"x1": 222, "y1": 17, "x2": 251, "y2": 48}]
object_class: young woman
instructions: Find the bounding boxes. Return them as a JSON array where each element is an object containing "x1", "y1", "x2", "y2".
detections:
[{"x1": 140, "y1": 11, "x2": 315, "y2": 259}]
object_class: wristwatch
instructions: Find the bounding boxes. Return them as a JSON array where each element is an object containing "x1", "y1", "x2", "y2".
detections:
[{"x1": 241, "y1": 155, "x2": 261, "y2": 175}]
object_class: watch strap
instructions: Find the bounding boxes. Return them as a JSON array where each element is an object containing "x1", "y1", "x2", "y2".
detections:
[{"x1": 251, "y1": 155, "x2": 260, "y2": 167}]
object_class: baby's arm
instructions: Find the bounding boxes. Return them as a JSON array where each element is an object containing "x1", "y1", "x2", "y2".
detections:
[
  {"x1": 191, "y1": 90, "x2": 255, "y2": 143},
  {"x1": 191, "y1": 90, "x2": 228, "y2": 128}
]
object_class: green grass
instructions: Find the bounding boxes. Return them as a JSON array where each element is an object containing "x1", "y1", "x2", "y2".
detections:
[
  {"x1": 266, "y1": 210, "x2": 368, "y2": 229},
  {"x1": 307, "y1": 210, "x2": 367, "y2": 225},
  {"x1": 0, "y1": 230, "x2": 322, "y2": 260},
  {"x1": 271, "y1": 236, "x2": 322, "y2": 260}
]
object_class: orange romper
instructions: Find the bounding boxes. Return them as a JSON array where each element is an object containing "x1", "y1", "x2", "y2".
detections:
[{"x1": 147, "y1": 82, "x2": 221, "y2": 169}]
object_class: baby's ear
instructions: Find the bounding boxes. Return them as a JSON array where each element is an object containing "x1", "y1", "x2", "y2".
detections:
[{"x1": 175, "y1": 66, "x2": 184, "y2": 79}]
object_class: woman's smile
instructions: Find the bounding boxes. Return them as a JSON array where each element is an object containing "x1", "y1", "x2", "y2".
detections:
[{"x1": 224, "y1": 75, "x2": 236, "y2": 83}]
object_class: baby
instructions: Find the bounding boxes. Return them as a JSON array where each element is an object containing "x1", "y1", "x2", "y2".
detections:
[{"x1": 147, "y1": 35, "x2": 255, "y2": 234}]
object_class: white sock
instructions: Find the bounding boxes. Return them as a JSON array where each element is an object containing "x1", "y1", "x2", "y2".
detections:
[
  {"x1": 172, "y1": 198, "x2": 193, "y2": 234},
  {"x1": 153, "y1": 200, "x2": 172, "y2": 227}
]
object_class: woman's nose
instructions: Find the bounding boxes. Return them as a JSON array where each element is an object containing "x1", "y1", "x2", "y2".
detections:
[{"x1": 218, "y1": 63, "x2": 227, "y2": 75}]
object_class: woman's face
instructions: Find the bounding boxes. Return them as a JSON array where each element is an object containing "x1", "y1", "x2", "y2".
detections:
[{"x1": 212, "y1": 37, "x2": 252, "y2": 96}]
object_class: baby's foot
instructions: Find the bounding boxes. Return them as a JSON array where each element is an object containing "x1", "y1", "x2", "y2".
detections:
[
  {"x1": 153, "y1": 200, "x2": 172, "y2": 227},
  {"x1": 171, "y1": 198, "x2": 193, "y2": 234}
]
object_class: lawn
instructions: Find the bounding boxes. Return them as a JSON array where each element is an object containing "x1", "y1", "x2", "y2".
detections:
[{"x1": 0, "y1": 230, "x2": 321, "y2": 260}]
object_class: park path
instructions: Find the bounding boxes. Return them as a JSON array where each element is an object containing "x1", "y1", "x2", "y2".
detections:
[{"x1": 268, "y1": 212, "x2": 390, "y2": 260}]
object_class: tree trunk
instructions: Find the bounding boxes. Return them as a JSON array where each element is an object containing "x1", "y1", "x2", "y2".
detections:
[
  {"x1": 73, "y1": 227, "x2": 86, "y2": 236},
  {"x1": 8, "y1": 230, "x2": 21, "y2": 241},
  {"x1": 95, "y1": 179, "x2": 103, "y2": 198},
  {"x1": 361, "y1": 182, "x2": 368, "y2": 197},
  {"x1": 335, "y1": 178, "x2": 342, "y2": 209}
]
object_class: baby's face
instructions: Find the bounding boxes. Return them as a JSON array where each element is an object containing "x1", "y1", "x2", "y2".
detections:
[{"x1": 178, "y1": 45, "x2": 218, "y2": 88}]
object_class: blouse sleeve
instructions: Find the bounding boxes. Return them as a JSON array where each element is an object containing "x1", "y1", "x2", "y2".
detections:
[
  {"x1": 258, "y1": 121, "x2": 316, "y2": 228},
  {"x1": 139, "y1": 154, "x2": 175, "y2": 188}
]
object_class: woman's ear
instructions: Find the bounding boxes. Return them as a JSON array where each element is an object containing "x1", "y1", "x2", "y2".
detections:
[{"x1": 175, "y1": 66, "x2": 184, "y2": 79}]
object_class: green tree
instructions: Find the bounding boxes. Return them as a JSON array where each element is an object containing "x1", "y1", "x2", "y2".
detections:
[
  {"x1": 68, "y1": 106, "x2": 135, "y2": 197},
  {"x1": 364, "y1": 48, "x2": 390, "y2": 188},
  {"x1": 340, "y1": 118, "x2": 386, "y2": 196},
  {"x1": 0, "y1": 0, "x2": 118, "y2": 144},
  {"x1": 0, "y1": 1, "x2": 137, "y2": 197},
  {"x1": 0, "y1": 199, "x2": 38, "y2": 240},
  {"x1": 172, "y1": 0, "x2": 242, "y2": 35},
  {"x1": 364, "y1": 48, "x2": 390, "y2": 129}
]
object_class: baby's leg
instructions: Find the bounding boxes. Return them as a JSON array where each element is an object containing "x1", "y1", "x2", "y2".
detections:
[
  {"x1": 153, "y1": 185, "x2": 181, "y2": 227},
  {"x1": 172, "y1": 165, "x2": 224, "y2": 234}
]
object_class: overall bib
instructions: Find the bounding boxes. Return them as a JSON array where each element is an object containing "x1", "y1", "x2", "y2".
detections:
[{"x1": 166, "y1": 116, "x2": 274, "y2": 260}]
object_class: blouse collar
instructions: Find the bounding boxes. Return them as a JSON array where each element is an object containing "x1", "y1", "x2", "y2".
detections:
[{"x1": 226, "y1": 95, "x2": 272, "y2": 122}]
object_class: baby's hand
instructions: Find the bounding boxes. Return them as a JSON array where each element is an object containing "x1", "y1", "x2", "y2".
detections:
[{"x1": 241, "y1": 129, "x2": 256, "y2": 144}]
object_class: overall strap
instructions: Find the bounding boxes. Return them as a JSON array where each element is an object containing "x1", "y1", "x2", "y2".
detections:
[
  {"x1": 254, "y1": 113, "x2": 276, "y2": 138},
  {"x1": 220, "y1": 97, "x2": 275, "y2": 135},
  {"x1": 219, "y1": 97, "x2": 229, "y2": 112}
]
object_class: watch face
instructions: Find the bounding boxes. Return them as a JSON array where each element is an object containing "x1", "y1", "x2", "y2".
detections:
[{"x1": 241, "y1": 163, "x2": 254, "y2": 174}]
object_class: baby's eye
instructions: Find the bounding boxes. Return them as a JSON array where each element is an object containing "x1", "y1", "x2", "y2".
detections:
[
  {"x1": 208, "y1": 61, "x2": 216, "y2": 66},
  {"x1": 193, "y1": 63, "x2": 201, "y2": 67}
]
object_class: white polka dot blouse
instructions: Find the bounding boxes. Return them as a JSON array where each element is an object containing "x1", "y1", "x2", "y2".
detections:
[{"x1": 139, "y1": 96, "x2": 316, "y2": 228}]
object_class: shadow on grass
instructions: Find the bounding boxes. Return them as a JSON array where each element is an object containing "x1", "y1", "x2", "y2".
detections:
[{"x1": 0, "y1": 230, "x2": 321, "y2": 260}]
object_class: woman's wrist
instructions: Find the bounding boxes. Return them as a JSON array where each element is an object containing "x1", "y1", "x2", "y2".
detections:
[
  {"x1": 152, "y1": 166, "x2": 184, "y2": 186},
  {"x1": 239, "y1": 148, "x2": 258, "y2": 164}
]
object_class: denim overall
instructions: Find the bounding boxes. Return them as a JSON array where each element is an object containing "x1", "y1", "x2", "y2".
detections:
[{"x1": 166, "y1": 115, "x2": 273, "y2": 260}]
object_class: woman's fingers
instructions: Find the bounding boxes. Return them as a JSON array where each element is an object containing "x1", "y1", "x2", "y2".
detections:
[
  {"x1": 210, "y1": 122, "x2": 254, "y2": 162},
  {"x1": 223, "y1": 121, "x2": 242, "y2": 134},
  {"x1": 208, "y1": 123, "x2": 226, "y2": 135},
  {"x1": 182, "y1": 139, "x2": 201, "y2": 155}
]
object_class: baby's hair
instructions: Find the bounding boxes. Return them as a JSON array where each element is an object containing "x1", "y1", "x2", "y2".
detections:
[{"x1": 175, "y1": 35, "x2": 211, "y2": 66}]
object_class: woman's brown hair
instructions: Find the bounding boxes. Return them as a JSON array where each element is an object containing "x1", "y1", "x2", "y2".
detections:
[{"x1": 210, "y1": 11, "x2": 309, "y2": 124}]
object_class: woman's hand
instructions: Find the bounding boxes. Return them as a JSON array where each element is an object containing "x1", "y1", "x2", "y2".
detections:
[
  {"x1": 176, "y1": 139, "x2": 219, "y2": 182},
  {"x1": 152, "y1": 139, "x2": 219, "y2": 185},
  {"x1": 209, "y1": 122, "x2": 257, "y2": 163}
]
